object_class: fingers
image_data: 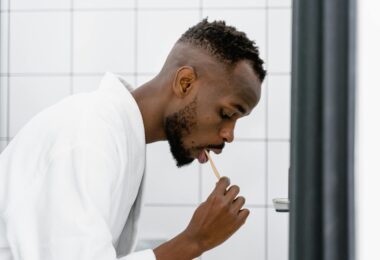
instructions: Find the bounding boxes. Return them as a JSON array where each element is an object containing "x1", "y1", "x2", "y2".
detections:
[
  {"x1": 231, "y1": 196, "x2": 246, "y2": 212},
  {"x1": 238, "y1": 208, "x2": 250, "y2": 221},
  {"x1": 213, "y1": 176, "x2": 230, "y2": 195},
  {"x1": 225, "y1": 185, "x2": 240, "y2": 202}
]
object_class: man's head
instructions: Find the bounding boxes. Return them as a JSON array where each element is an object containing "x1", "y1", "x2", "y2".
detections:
[{"x1": 160, "y1": 19, "x2": 266, "y2": 167}]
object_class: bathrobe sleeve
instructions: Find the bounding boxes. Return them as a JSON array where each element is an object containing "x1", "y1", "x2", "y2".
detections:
[{"x1": 3, "y1": 143, "x2": 156, "y2": 260}]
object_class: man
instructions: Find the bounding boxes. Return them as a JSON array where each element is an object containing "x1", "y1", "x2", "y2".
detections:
[{"x1": 0, "y1": 19, "x2": 265, "y2": 259}]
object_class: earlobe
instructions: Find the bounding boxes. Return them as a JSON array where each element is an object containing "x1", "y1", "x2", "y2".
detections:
[{"x1": 173, "y1": 66, "x2": 196, "y2": 98}]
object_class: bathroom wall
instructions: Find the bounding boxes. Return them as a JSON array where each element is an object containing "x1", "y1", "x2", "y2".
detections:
[
  {"x1": 356, "y1": 1, "x2": 380, "y2": 259},
  {"x1": 0, "y1": 0, "x2": 291, "y2": 259}
]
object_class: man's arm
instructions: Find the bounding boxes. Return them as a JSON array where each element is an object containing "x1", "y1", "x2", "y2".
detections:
[{"x1": 153, "y1": 177, "x2": 249, "y2": 259}]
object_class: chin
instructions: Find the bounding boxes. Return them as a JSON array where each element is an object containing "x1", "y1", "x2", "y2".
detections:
[{"x1": 175, "y1": 157, "x2": 195, "y2": 168}]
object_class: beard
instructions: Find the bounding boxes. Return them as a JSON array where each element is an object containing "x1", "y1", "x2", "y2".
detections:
[{"x1": 164, "y1": 98, "x2": 198, "y2": 167}]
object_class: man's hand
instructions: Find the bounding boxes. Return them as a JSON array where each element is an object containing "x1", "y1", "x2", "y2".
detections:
[
  {"x1": 183, "y1": 176, "x2": 250, "y2": 252},
  {"x1": 153, "y1": 177, "x2": 250, "y2": 259}
]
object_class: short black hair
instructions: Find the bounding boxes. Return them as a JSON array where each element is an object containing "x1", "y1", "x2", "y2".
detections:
[{"x1": 178, "y1": 18, "x2": 266, "y2": 82}]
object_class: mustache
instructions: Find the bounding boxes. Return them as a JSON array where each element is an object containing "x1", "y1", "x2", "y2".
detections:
[{"x1": 206, "y1": 143, "x2": 225, "y2": 150}]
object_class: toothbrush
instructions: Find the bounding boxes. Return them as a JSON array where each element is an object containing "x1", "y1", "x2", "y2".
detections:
[{"x1": 204, "y1": 150, "x2": 221, "y2": 180}]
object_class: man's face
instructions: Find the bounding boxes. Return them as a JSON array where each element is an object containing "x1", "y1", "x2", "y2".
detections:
[{"x1": 165, "y1": 60, "x2": 261, "y2": 167}]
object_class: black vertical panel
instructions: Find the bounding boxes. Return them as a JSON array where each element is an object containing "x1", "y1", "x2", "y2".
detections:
[{"x1": 289, "y1": 0, "x2": 355, "y2": 260}]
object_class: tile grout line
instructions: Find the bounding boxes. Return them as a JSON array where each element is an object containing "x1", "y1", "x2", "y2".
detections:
[
  {"x1": 6, "y1": 0, "x2": 10, "y2": 144},
  {"x1": 0, "y1": 6, "x2": 292, "y2": 13},
  {"x1": 0, "y1": 72, "x2": 291, "y2": 77},
  {"x1": 70, "y1": 0, "x2": 73, "y2": 94}
]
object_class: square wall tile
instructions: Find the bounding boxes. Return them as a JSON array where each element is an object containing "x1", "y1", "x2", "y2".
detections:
[
  {"x1": 1, "y1": 0, "x2": 9, "y2": 10},
  {"x1": 73, "y1": 11, "x2": 135, "y2": 74},
  {"x1": 10, "y1": 12, "x2": 70, "y2": 73},
  {"x1": 268, "y1": 0, "x2": 292, "y2": 7},
  {"x1": 0, "y1": 77, "x2": 8, "y2": 137},
  {"x1": 203, "y1": 0, "x2": 265, "y2": 8},
  {"x1": 145, "y1": 142, "x2": 200, "y2": 204},
  {"x1": 137, "y1": 10, "x2": 200, "y2": 74},
  {"x1": 1, "y1": 12, "x2": 9, "y2": 73},
  {"x1": 235, "y1": 81, "x2": 267, "y2": 139},
  {"x1": 138, "y1": 0, "x2": 200, "y2": 8},
  {"x1": 267, "y1": 75, "x2": 291, "y2": 139},
  {"x1": 201, "y1": 141, "x2": 266, "y2": 205},
  {"x1": 268, "y1": 8, "x2": 292, "y2": 73},
  {"x1": 73, "y1": 75, "x2": 104, "y2": 94},
  {"x1": 9, "y1": 76, "x2": 71, "y2": 137},
  {"x1": 138, "y1": 206, "x2": 196, "y2": 240},
  {"x1": 74, "y1": 0, "x2": 135, "y2": 9},
  {"x1": 136, "y1": 74, "x2": 155, "y2": 88},
  {"x1": 268, "y1": 208, "x2": 289, "y2": 260},
  {"x1": 73, "y1": 74, "x2": 135, "y2": 94},
  {"x1": 11, "y1": 0, "x2": 70, "y2": 10},
  {"x1": 268, "y1": 141, "x2": 290, "y2": 204},
  {"x1": 202, "y1": 208, "x2": 265, "y2": 260},
  {"x1": 0, "y1": 141, "x2": 9, "y2": 154},
  {"x1": 202, "y1": 9, "x2": 267, "y2": 63}
]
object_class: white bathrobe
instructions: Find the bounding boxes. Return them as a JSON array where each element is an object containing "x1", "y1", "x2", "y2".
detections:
[{"x1": 0, "y1": 72, "x2": 156, "y2": 260}]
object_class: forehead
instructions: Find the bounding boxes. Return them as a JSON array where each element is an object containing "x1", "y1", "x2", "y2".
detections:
[{"x1": 214, "y1": 60, "x2": 262, "y2": 112}]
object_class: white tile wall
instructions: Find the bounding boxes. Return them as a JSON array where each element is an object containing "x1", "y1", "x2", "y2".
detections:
[
  {"x1": 268, "y1": 209, "x2": 289, "y2": 260},
  {"x1": 201, "y1": 141, "x2": 266, "y2": 205},
  {"x1": 268, "y1": 75, "x2": 291, "y2": 139},
  {"x1": 74, "y1": 0, "x2": 135, "y2": 9},
  {"x1": 137, "y1": 10, "x2": 200, "y2": 74},
  {"x1": 268, "y1": 8, "x2": 292, "y2": 73},
  {"x1": 268, "y1": 141, "x2": 290, "y2": 203},
  {"x1": 1, "y1": 0, "x2": 9, "y2": 10},
  {"x1": 268, "y1": 0, "x2": 292, "y2": 8},
  {"x1": 0, "y1": 141, "x2": 7, "y2": 153},
  {"x1": 1, "y1": 12, "x2": 8, "y2": 74},
  {"x1": 202, "y1": 208, "x2": 266, "y2": 260},
  {"x1": 203, "y1": 0, "x2": 266, "y2": 8},
  {"x1": 73, "y1": 11, "x2": 135, "y2": 74},
  {"x1": 0, "y1": 77, "x2": 8, "y2": 138},
  {"x1": 72, "y1": 75, "x2": 105, "y2": 94},
  {"x1": 11, "y1": 0, "x2": 71, "y2": 10},
  {"x1": 136, "y1": 74, "x2": 155, "y2": 87},
  {"x1": 235, "y1": 80, "x2": 267, "y2": 139},
  {"x1": 0, "y1": 1, "x2": 292, "y2": 259},
  {"x1": 73, "y1": 74, "x2": 135, "y2": 94},
  {"x1": 138, "y1": 0, "x2": 200, "y2": 9},
  {"x1": 145, "y1": 141, "x2": 200, "y2": 204},
  {"x1": 10, "y1": 12, "x2": 71, "y2": 73},
  {"x1": 139, "y1": 206, "x2": 196, "y2": 240},
  {"x1": 9, "y1": 76, "x2": 71, "y2": 137}
]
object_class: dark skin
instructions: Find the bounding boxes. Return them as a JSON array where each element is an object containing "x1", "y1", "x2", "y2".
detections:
[{"x1": 132, "y1": 42, "x2": 262, "y2": 259}]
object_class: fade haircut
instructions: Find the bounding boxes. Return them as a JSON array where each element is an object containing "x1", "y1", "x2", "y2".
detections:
[{"x1": 177, "y1": 18, "x2": 266, "y2": 82}]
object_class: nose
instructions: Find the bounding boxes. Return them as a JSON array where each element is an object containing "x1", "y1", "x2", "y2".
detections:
[{"x1": 220, "y1": 123, "x2": 235, "y2": 143}]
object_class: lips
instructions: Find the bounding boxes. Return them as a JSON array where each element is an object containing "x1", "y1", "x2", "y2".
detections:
[
  {"x1": 209, "y1": 148, "x2": 222, "y2": 154},
  {"x1": 197, "y1": 149, "x2": 208, "y2": 163},
  {"x1": 197, "y1": 147, "x2": 223, "y2": 163}
]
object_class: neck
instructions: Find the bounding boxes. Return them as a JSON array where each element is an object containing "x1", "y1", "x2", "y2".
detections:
[{"x1": 131, "y1": 77, "x2": 169, "y2": 144}]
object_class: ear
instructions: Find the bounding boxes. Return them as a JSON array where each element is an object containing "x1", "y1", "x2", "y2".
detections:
[{"x1": 172, "y1": 66, "x2": 197, "y2": 98}]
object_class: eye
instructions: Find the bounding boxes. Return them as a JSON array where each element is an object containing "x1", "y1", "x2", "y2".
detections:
[{"x1": 220, "y1": 109, "x2": 232, "y2": 120}]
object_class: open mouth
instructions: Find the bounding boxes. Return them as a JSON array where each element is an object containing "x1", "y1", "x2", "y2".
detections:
[
  {"x1": 197, "y1": 148, "x2": 223, "y2": 163},
  {"x1": 197, "y1": 149, "x2": 209, "y2": 164}
]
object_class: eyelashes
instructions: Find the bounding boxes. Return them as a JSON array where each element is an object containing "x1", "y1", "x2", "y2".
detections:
[{"x1": 220, "y1": 109, "x2": 232, "y2": 120}]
